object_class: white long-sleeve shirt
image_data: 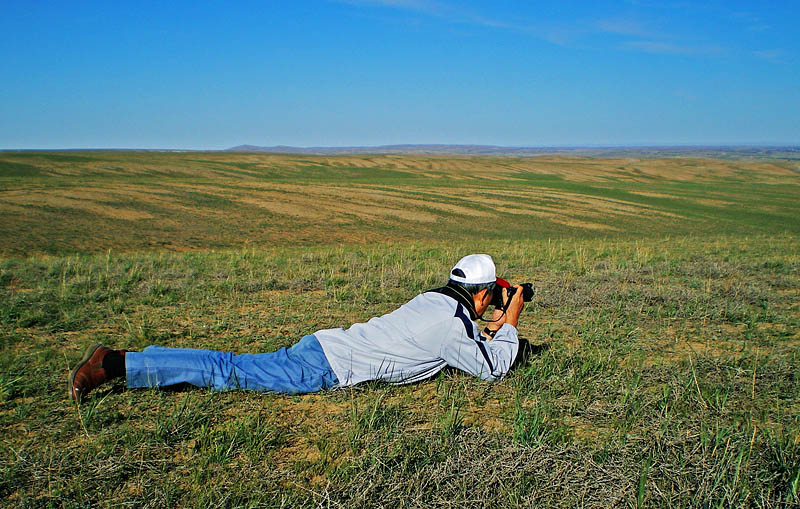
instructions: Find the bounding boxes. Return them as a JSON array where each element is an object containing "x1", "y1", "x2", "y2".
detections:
[{"x1": 314, "y1": 291, "x2": 519, "y2": 387}]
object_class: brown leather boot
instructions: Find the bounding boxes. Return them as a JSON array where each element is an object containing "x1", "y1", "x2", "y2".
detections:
[{"x1": 69, "y1": 344, "x2": 125, "y2": 402}]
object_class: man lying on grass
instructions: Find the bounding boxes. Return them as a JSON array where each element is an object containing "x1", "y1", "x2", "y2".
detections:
[{"x1": 69, "y1": 254, "x2": 526, "y2": 401}]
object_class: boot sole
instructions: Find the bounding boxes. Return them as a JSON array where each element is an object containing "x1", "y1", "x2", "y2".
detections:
[{"x1": 69, "y1": 343, "x2": 102, "y2": 402}]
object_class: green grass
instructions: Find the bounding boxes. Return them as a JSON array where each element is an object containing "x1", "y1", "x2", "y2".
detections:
[{"x1": 1, "y1": 237, "x2": 798, "y2": 506}]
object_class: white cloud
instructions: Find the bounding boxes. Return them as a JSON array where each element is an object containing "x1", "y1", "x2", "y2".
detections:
[
  {"x1": 747, "y1": 23, "x2": 771, "y2": 32},
  {"x1": 338, "y1": 0, "x2": 471, "y2": 22},
  {"x1": 594, "y1": 18, "x2": 659, "y2": 38},
  {"x1": 338, "y1": 0, "x2": 780, "y2": 61},
  {"x1": 336, "y1": 0, "x2": 578, "y2": 45},
  {"x1": 750, "y1": 49, "x2": 788, "y2": 64},
  {"x1": 624, "y1": 40, "x2": 725, "y2": 56}
]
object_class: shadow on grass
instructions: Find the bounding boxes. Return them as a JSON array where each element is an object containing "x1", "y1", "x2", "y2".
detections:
[
  {"x1": 513, "y1": 337, "x2": 549, "y2": 370},
  {"x1": 92, "y1": 381, "x2": 197, "y2": 402}
]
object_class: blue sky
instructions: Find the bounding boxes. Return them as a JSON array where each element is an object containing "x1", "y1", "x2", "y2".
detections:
[{"x1": 1, "y1": 0, "x2": 798, "y2": 149}]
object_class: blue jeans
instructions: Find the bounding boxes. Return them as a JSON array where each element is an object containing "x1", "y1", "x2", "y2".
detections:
[{"x1": 125, "y1": 334, "x2": 338, "y2": 394}]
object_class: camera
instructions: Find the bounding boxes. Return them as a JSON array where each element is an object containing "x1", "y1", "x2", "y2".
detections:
[{"x1": 490, "y1": 282, "x2": 534, "y2": 309}]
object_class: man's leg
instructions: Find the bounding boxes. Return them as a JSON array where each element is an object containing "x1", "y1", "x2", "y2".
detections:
[
  {"x1": 70, "y1": 335, "x2": 338, "y2": 400},
  {"x1": 125, "y1": 334, "x2": 337, "y2": 394}
]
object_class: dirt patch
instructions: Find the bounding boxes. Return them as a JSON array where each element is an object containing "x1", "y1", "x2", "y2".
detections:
[{"x1": 648, "y1": 336, "x2": 743, "y2": 364}]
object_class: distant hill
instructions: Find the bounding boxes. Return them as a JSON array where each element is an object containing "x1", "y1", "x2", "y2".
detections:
[
  {"x1": 227, "y1": 144, "x2": 536, "y2": 155},
  {"x1": 226, "y1": 144, "x2": 800, "y2": 160}
]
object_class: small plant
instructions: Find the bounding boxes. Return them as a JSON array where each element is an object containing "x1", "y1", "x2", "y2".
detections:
[
  {"x1": 75, "y1": 390, "x2": 113, "y2": 436},
  {"x1": 439, "y1": 396, "x2": 464, "y2": 443},
  {"x1": 0, "y1": 373, "x2": 21, "y2": 404},
  {"x1": 635, "y1": 454, "x2": 652, "y2": 509}
]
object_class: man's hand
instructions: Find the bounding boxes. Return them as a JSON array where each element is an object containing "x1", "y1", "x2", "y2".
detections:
[
  {"x1": 482, "y1": 286, "x2": 525, "y2": 339},
  {"x1": 504, "y1": 285, "x2": 525, "y2": 328}
]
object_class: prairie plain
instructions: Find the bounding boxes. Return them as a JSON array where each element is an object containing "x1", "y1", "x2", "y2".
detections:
[
  {"x1": 1, "y1": 151, "x2": 799, "y2": 507},
  {"x1": 1, "y1": 150, "x2": 798, "y2": 256}
]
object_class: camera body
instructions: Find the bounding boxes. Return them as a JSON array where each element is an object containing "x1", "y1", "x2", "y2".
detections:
[{"x1": 490, "y1": 282, "x2": 534, "y2": 309}]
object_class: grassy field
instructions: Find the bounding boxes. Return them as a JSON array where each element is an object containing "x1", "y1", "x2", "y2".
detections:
[
  {"x1": 1, "y1": 152, "x2": 799, "y2": 507},
  {"x1": 1, "y1": 151, "x2": 798, "y2": 256}
]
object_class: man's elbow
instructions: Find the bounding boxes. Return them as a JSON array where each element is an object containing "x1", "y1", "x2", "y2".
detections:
[{"x1": 479, "y1": 362, "x2": 511, "y2": 382}]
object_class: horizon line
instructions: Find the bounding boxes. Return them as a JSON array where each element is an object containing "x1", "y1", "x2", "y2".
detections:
[{"x1": 2, "y1": 142, "x2": 799, "y2": 152}]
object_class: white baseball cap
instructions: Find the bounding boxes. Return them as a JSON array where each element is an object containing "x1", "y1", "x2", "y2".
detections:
[{"x1": 449, "y1": 254, "x2": 497, "y2": 284}]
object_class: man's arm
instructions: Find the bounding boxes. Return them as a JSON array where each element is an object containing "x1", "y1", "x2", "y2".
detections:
[{"x1": 440, "y1": 317, "x2": 519, "y2": 382}]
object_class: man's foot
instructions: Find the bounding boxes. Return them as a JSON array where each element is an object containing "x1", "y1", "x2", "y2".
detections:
[{"x1": 69, "y1": 344, "x2": 124, "y2": 402}]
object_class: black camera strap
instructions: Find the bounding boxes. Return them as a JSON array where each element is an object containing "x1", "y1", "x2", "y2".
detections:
[
  {"x1": 425, "y1": 282, "x2": 507, "y2": 323},
  {"x1": 425, "y1": 283, "x2": 478, "y2": 320}
]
